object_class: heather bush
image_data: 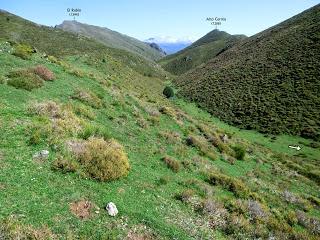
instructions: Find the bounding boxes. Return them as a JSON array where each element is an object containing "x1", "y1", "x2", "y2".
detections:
[
  {"x1": 7, "y1": 69, "x2": 43, "y2": 91},
  {"x1": 200, "y1": 199, "x2": 228, "y2": 229},
  {"x1": 52, "y1": 154, "x2": 80, "y2": 173},
  {"x1": 186, "y1": 135, "x2": 217, "y2": 160},
  {"x1": 27, "y1": 101, "x2": 84, "y2": 144},
  {"x1": 72, "y1": 104, "x2": 96, "y2": 120},
  {"x1": 77, "y1": 137, "x2": 130, "y2": 181},
  {"x1": 33, "y1": 65, "x2": 55, "y2": 81},
  {"x1": 162, "y1": 156, "x2": 180, "y2": 172},
  {"x1": 72, "y1": 89, "x2": 103, "y2": 109},
  {"x1": 176, "y1": 189, "x2": 195, "y2": 203},
  {"x1": 207, "y1": 171, "x2": 252, "y2": 198}
]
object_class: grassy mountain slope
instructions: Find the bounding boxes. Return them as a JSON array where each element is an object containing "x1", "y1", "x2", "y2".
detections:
[
  {"x1": 159, "y1": 30, "x2": 246, "y2": 75},
  {"x1": 0, "y1": 10, "x2": 320, "y2": 240},
  {"x1": 175, "y1": 4, "x2": 320, "y2": 139},
  {"x1": 57, "y1": 20, "x2": 165, "y2": 61},
  {"x1": 0, "y1": 11, "x2": 164, "y2": 78}
]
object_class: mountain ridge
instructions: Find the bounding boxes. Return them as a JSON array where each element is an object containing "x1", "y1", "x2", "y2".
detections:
[
  {"x1": 56, "y1": 20, "x2": 165, "y2": 61},
  {"x1": 175, "y1": 4, "x2": 320, "y2": 139},
  {"x1": 159, "y1": 29, "x2": 246, "y2": 75}
]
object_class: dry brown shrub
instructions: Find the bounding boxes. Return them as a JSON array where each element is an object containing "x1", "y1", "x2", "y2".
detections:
[
  {"x1": 33, "y1": 65, "x2": 55, "y2": 81},
  {"x1": 162, "y1": 156, "x2": 180, "y2": 172}
]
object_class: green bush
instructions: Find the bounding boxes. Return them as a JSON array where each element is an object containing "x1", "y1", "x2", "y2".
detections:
[
  {"x1": 163, "y1": 86, "x2": 175, "y2": 98},
  {"x1": 158, "y1": 176, "x2": 171, "y2": 185},
  {"x1": 232, "y1": 145, "x2": 246, "y2": 160},
  {"x1": 7, "y1": 69, "x2": 44, "y2": 91},
  {"x1": 0, "y1": 76, "x2": 7, "y2": 84},
  {"x1": 52, "y1": 154, "x2": 80, "y2": 173},
  {"x1": 207, "y1": 171, "x2": 251, "y2": 198},
  {"x1": 78, "y1": 137, "x2": 130, "y2": 181},
  {"x1": 12, "y1": 43, "x2": 33, "y2": 60},
  {"x1": 72, "y1": 104, "x2": 96, "y2": 120},
  {"x1": 78, "y1": 123, "x2": 110, "y2": 140},
  {"x1": 72, "y1": 89, "x2": 103, "y2": 109}
]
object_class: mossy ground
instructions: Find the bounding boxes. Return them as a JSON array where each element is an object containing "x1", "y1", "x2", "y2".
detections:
[{"x1": 0, "y1": 39, "x2": 319, "y2": 240}]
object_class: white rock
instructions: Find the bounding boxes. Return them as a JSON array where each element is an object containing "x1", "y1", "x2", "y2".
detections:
[
  {"x1": 40, "y1": 150, "x2": 49, "y2": 158},
  {"x1": 33, "y1": 150, "x2": 49, "y2": 160},
  {"x1": 106, "y1": 202, "x2": 118, "y2": 217}
]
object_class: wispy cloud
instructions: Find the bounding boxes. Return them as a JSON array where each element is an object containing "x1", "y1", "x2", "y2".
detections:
[{"x1": 145, "y1": 36, "x2": 197, "y2": 44}]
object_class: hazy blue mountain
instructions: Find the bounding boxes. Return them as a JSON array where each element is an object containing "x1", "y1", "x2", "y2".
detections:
[{"x1": 145, "y1": 37, "x2": 192, "y2": 54}]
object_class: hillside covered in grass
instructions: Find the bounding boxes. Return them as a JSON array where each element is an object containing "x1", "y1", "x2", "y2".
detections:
[
  {"x1": 57, "y1": 20, "x2": 165, "y2": 61},
  {"x1": 159, "y1": 30, "x2": 246, "y2": 75},
  {"x1": 0, "y1": 9, "x2": 320, "y2": 240},
  {"x1": 0, "y1": 10, "x2": 164, "y2": 78},
  {"x1": 175, "y1": 4, "x2": 320, "y2": 139}
]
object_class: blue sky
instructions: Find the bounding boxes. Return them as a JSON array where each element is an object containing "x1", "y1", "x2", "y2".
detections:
[{"x1": 1, "y1": 0, "x2": 319, "y2": 42}]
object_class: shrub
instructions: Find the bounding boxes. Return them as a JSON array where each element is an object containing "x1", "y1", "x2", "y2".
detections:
[
  {"x1": 286, "y1": 210, "x2": 298, "y2": 226},
  {"x1": 77, "y1": 137, "x2": 130, "y2": 181},
  {"x1": 158, "y1": 176, "x2": 171, "y2": 185},
  {"x1": 52, "y1": 154, "x2": 80, "y2": 173},
  {"x1": 186, "y1": 135, "x2": 217, "y2": 160},
  {"x1": 207, "y1": 171, "x2": 251, "y2": 198},
  {"x1": 72, "y1": 104, "x2": 96, "y2": 120},
  {"x1": 296, "y1": 210, "x2": 320, "y2": 234},
  {"x1": 224, "y1": 213, "x2": 252, "y2": 236},
  {"x1": 28, "y1": 101, "x2": 62, "y2": 118},
  {"x1": 162, "y1": 156, "x2": 180, "y2": 172},
  {"x1": 159, "y1": 106, "x2": 176, "y2": 118},
  {"x1": 211, "y1": 137, "x2": 229, "y2": 153},
  {"x1": 27, "y1": 101, "x2": 84, "y2": 144},
  {"x1": 163, "y1": 86, "x2": 174, "y2": 98},
  {"x1": 200, "y1": 199, "x2": 228, "y2": 229},
  {"x1": 0, "y1": 75, "x2": 7, "y2": 84},
  {"x1": 47, "y1": 55, "x2": 59, "y2": 64},
  {"x1": 78, "y1": 123, "x2": 110, "y2": 140},
  {"x1": 247, "y1": 200, "x2": 268, "y2": 221},
  {"x1": 7, "y1": 69, "x2": 44, "y2": 91},
  {"x1": 307, "y1": 195, "x2": 320, "y2": 207},
  {"x1": 33, "y1": 65, "x2": 55, "y2": 81},
  {"x1": 12, "y1": 43, "x2": 33, "y2": 60},
  {"x1": 232, "y1": 145, "x2": 246, "y2": 160},
  {"x1": 159, "y1": 131, "x2": 181, "y2": 144},
  {"x1": 72, "y1": 89, "x2": 103, "y2": 109},
  {"x1": 176, "y1": 189, "x2": 195, "y2": 203}
]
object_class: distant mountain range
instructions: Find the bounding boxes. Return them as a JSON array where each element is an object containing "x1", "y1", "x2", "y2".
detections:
[
  {"x1": 145, "y1": 37, "x2": 192, "y2": 54},
  {"x1": 56, "y1": 20, "x2": 165, "y2": 61}
]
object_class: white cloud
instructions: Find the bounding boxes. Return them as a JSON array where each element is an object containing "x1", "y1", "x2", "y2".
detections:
[{"x1": 145, "y1": 36, "x2": 197, "y2": 44}]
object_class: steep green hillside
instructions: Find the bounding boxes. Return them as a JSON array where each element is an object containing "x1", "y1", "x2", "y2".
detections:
[
  {"x1": 57, "y1": 20, "x2": 165, "y2": 61},
  {"x1": 0, "y1": 10, "x2": 320, "y2": 240},
  {"x1": 0, "y1": 11, "x2": 164, "y2": 78},
  {"x1": 175, "y1": 5, "x2": 320, "y2": 139},
  {"x1": 159, "y1": 30, "x2": 246, "y2": 75}
]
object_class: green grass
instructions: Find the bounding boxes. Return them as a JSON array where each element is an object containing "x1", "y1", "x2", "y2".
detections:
[{"x1": 0, "y1": 10, "x2": 319, "y2": 239}]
